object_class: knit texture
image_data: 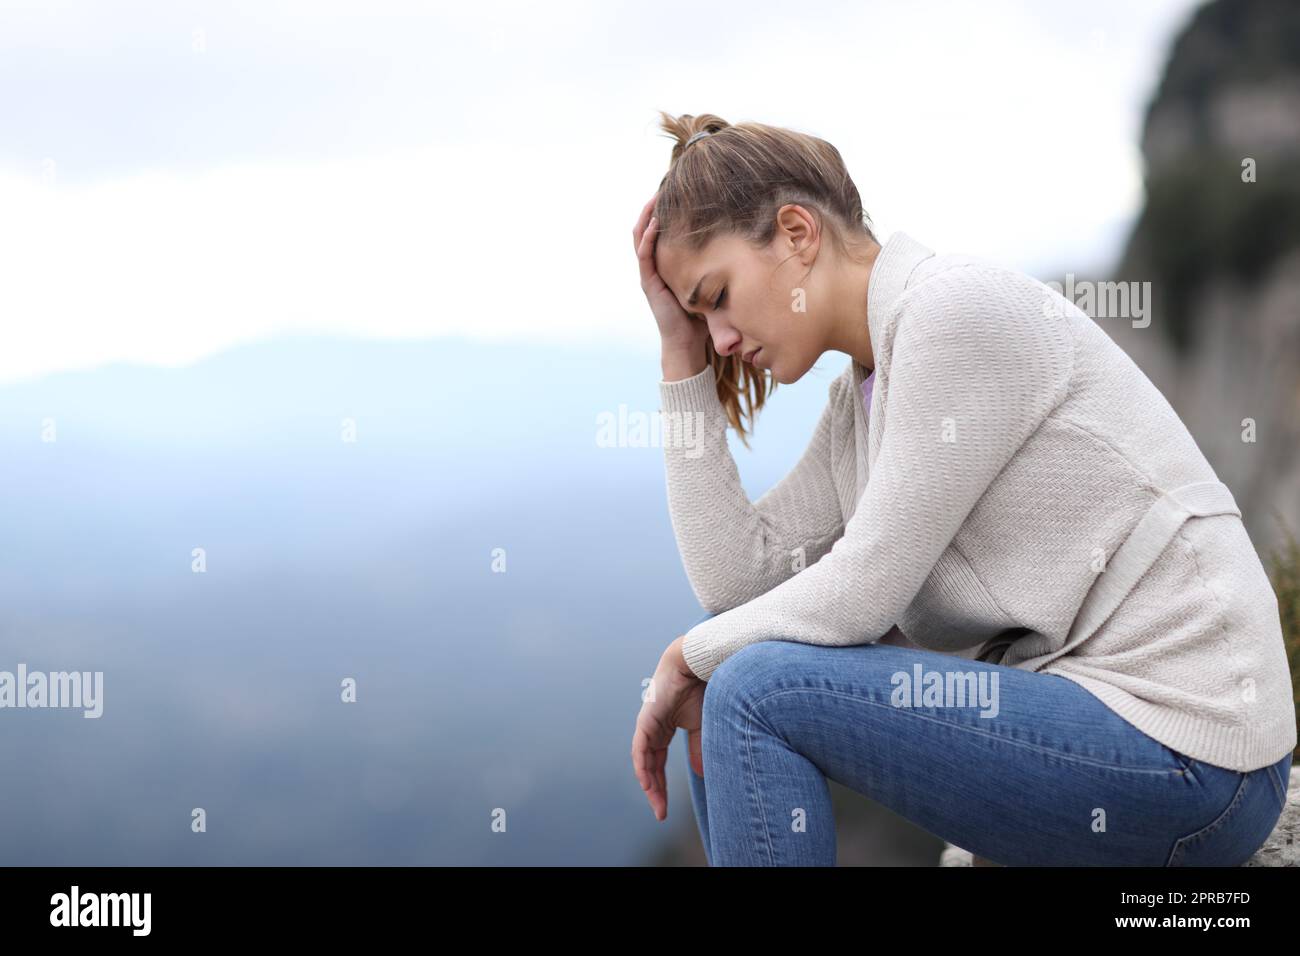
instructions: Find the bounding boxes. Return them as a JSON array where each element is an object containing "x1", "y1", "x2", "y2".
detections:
[{"x1": 658, "y1": 231, "x2": 1297, "y2": 772}]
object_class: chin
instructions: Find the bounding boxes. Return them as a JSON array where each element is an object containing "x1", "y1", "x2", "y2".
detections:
[{"x1": 768, "y1": 355, "x2": 805, "y2": 385}]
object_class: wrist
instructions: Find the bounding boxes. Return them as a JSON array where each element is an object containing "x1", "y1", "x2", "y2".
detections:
[
  {"x1": 661, "y1": 636, "x2": 700, "y2": 684},
  {"x1": 660, "y1": 343, "x2": 707, "y2": 382}
]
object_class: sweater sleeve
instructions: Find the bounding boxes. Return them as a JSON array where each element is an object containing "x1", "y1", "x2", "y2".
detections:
[
  {"x1": 658, "y1": 363, "x2": 845, "y2": 615},
  {"x1": 678, "y1": 266, "x2": 1075, "y2": 680}
]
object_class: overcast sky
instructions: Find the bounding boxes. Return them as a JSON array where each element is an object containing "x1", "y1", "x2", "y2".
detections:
[{"x1": 0, "y1": 0, "x2": 1203, "y2": 384}]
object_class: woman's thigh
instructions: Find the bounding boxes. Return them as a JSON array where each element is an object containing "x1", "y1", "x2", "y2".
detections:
[{"x1": 696, "y1": 637, "x2": 1287, "y2": 866}]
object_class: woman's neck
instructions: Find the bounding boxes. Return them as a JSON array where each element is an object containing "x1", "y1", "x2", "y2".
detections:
[{"x1": 824, "y1": 240, "x2": 880, "y2": 373}]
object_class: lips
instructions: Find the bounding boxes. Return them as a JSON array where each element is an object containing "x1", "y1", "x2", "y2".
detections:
[{"x1": 743, "y1": 346, "x2": 761, "y2": 364}]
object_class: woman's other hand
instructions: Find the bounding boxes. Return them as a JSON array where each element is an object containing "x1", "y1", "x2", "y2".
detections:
[{"x1": 632, "y1": 636, "x2": 705, "y2": 821}]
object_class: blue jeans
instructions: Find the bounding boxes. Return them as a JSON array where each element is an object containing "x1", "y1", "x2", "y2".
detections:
[{"x1": 680, "y1": 615, "x2": 1293, "y2": 866}]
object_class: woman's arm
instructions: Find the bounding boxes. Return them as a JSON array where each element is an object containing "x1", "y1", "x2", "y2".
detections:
[
  {"x1": 676, "y1": 265, "x2": 1075, "y2": 681},
  {"x1": 659, "y1": 361, "x2": 846, "y2": 614}
]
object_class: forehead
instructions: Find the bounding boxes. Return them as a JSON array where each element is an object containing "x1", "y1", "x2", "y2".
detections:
[{"x1": 657, "y1": 233, "x2": 743, "y2": 304}]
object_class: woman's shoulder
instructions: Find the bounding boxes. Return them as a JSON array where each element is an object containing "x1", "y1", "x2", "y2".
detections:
[
  {"x1": 880, "y1": 258, "x2": 1077, "y2": 412},
  {"x1": 890, "y1": 257, "x2": 1077, "y2": 358},
  {"x1": 900, "y1": 255, "x2": 1053, "y2": 314}
]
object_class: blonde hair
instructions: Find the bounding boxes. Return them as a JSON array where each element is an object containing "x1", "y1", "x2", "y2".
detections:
[{"x1": 654, "y1": 110, "x2": 876, "y2": 445}]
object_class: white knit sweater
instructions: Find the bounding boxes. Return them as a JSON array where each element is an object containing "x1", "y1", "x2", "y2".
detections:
[{"x1": 658, "y1": 231, "x2": 1297, "y2": 772}]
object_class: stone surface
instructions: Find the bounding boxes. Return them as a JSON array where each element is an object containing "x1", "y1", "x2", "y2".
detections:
[{"x1": 939, "y1": 765, "x2": 1300, "y2": 866}]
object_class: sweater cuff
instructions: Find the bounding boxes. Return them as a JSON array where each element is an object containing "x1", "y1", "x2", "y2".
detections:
[
  {"x1": 658, "y1": 363, "x2": 720, "y2": 415},
  {"x1": 681, "y1": 624, "x2": 723, "y2": 681}
]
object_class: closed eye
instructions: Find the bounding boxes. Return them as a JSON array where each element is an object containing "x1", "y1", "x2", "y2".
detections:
[{"x1": 714, "y1": 288, "x2": 726, "y2": 309}]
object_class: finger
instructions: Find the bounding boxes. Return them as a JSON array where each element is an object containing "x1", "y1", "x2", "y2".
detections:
[
  {"x1": 636, "y1": 216, "x2": 662, "y2": 289},
  {"x1": 689, "y1": 728, "x2": 704, "y2": 778},
  {"x1": 631, "y1": 193, "x2": 657, "y2": 252},
  {"x1": 645, "y1": 737, "x2": 666, "y2": 818},
  {"x1": 633, "y1": 722, "x2": 666, "y2": 814},
  {"x1": 653, "y1": 747, "x2": 667, "y2": 818},
  {"x1": 635, "y1": 723, "x2": 669, "y2": 820},
  {"x1": 629, "y1": 195, "x2": 660, "y2": 257},
  {"x1": 631, "y1": 725, "x2": 654, "y2": 795},
  {"x1": 642, "y1": 751, "x2": 665, "y2": 819}
]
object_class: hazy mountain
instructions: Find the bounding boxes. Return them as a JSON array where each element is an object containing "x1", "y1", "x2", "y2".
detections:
[
  {"x1": 1106, "y1": 0, "x2": 1300, "y2": 559},
  {"x1": 0, "y1": 331, "x2": 852, "y2": 864}
]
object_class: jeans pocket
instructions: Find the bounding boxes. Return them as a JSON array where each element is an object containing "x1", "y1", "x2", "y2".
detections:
[{"x1": 1166, "y1": 767, "x2": 1284, "y2": 867}]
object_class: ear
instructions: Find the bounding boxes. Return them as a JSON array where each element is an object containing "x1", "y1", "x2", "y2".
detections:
[{"x1": 774, "y1": 203, "x2": 818, "y2": 255}]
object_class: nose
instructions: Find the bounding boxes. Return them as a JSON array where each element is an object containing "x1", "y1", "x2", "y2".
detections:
[{"x1": 705, "y1": 313, "x2": 742, "y2": 357}]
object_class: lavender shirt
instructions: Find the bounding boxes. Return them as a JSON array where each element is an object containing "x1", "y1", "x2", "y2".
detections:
[{"x1": 860, "y1": 368, "x2": 876, "y2": 414}]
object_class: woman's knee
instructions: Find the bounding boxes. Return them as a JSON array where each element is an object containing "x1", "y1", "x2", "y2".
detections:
[
  {"x1": 703, "y1": 641, "x2": 797, "y2": 718},
  {"x1": 698, "y1": 642, "x2": 794, "y2": 755}
]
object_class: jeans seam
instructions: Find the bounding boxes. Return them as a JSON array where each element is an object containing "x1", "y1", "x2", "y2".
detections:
[
  {"x1": 1165, "y1": 771, "x2": 1250, "y2": 866},
  {"x1": 1266, "y1": 762, "x2": 1289, "y2": 811},
  {"x1": 741, "y1": 691, "x2": 778, "y2": 865},
  {"x1": 741, "y1": 683, "x2": 1191, "y2": 777}
]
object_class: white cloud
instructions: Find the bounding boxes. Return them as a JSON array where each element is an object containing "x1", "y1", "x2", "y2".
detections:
[{"x1": 0, "y1": 0, "x2": 1202, "y2": 384}]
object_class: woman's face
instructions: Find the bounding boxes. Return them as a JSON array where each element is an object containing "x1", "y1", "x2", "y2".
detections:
[{"x1": 654, "y1": 209, "x2": 833, "y2": 385}]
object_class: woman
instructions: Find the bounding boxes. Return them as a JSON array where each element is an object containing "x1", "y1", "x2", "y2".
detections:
[{"x1": 629, "y1": 111, "x2": 1297, "y2": 867}]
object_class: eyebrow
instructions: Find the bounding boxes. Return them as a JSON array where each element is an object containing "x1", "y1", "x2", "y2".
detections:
[{"x1": 686, "y1": 273, "x2": 712, "y2": 308}]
